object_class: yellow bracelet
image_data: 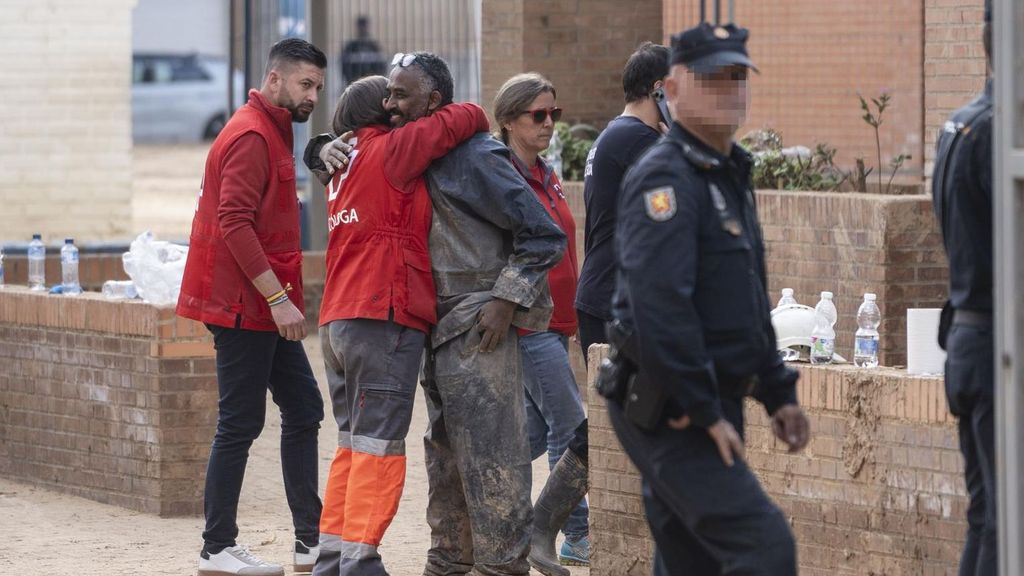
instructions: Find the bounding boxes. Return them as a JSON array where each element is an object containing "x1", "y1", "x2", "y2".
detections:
[{"x1": 266, "y1": 289, "x2": 287, "y2": 303}]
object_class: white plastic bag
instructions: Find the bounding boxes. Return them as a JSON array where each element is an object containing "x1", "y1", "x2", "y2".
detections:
[{"x1": 122, "y1": 231, "x2": 188, "y2": 307}]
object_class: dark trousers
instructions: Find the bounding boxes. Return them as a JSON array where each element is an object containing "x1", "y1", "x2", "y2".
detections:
[
  {"x1": 945, "y1": 323, "x2": 997, "y2": 576},
  {"x1": 576, "y1": 309, "x2": 607, "y2": 364},
  {"x1": 607, "y1": 396, "x2": 796, "y2": 576},
  {"x1": 203, "y1": 324, "x2": 324, "y2": 554}
]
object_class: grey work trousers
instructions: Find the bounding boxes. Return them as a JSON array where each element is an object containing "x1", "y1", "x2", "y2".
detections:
[
  {"x1": 315, "y1": 319, "x2": 425, "y2": 576},
  {"x1": 420, "y1": 326, "x2": 533, "y2": 576}
]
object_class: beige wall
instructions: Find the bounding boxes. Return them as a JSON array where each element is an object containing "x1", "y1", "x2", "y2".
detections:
[{"x1": 0, "y1": 0, "x2": 136, "y2": 243}]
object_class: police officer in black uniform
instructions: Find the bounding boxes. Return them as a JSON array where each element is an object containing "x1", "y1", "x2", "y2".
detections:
[
  {"x1": 931, "y1": 4, "x2": 995, "y2": 574},
  {"x1": 600, "y1": 22, "x2": 810, "y2": 575}
]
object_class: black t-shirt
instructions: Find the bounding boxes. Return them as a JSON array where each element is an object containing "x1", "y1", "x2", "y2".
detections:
[{"x1": 575, "y1": 116, "x2": 660, "y2": 320}]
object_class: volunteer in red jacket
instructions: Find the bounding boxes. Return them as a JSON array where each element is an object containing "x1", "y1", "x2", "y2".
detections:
[
  {"x1": 177, "y1": 39, "x2": 327, "y2": 576},
  {"x1": 309, "y1": 73, "x2": 489, "y2": 576},
  {"x1": 493, "y1": 73, "x2": 590, "y2": 569}
]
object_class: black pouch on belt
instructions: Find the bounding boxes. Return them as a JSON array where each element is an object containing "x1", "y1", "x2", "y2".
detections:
[{"x1": 938, "y1": 300, "x2": 953, "y2": 351}]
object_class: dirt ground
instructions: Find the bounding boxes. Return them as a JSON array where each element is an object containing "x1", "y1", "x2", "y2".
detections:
[{"x1": 0, "y1": 335, "x2": 589, "y2": 576}]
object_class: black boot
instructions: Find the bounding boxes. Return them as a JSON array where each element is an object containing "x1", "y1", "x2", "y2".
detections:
[{"x1": 528, "y1": 449, "x2": 589, "y2": 576}]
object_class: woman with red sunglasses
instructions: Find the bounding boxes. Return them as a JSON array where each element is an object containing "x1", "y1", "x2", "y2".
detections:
[{"x1": 493, "y1": 73, "x2": 589, "y2": 575}]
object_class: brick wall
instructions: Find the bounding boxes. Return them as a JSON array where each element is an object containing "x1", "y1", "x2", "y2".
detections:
[
  {"x1": 588, "y1": 345, "x2": 966, "y2": 575},
  {"x1": 0, "y1": 287, "x2": 217, "y2": 516},
  {"x1": 923, "y1": 0, "x2": 987, "y2": 177},
  {"x1": 757, "y1": 190, "x2": 947, "y2": 367},
  {"x1": 664, "y1": 0, "x2": 925, "y2": 177},
  {"x1": 562, "y1": 185, "x2": 947, "y2": 368},
  {"x1": 662, "y1": 0, "x2": 989, "y2": 180},
  {"x1": 0, "y1": 0, "x2": 135, "y2": 241},
  {"x1": 482, "y1": 0, "x2": 663, "y2": 128}
]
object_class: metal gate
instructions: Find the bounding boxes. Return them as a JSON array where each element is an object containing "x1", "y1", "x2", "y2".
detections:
[
  {"x1": 994, "y1": 1, "x2": 1024, "y2": 574},
  {"x1": 320, "y1": 0, "x2": 482, "y2": 104}
]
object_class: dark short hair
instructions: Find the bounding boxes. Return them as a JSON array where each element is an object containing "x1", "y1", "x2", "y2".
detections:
[
  {"x1": 622, "y1": 42, "x2": 670, "y2": 103},
  {"x1": 266, "y1": 38, "x2": 327, "y2": 77},
  {"x1": 400, "y1": 51, "x2": 454, "y2": 106},
  {"x1": 332, "y1": 75, "x2": 389, "y2": 135}
]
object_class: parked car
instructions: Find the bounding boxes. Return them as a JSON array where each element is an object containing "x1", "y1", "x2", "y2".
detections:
[{"x1": 132, "y1": 53, "x2": 245, "y2": 143}]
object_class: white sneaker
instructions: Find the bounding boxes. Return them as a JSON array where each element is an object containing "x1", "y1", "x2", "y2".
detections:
[
  {"x1": 293, "y1": 540, "x2": 319, "y2": 574},
  {"x1": 198, "y1": 545, "x2": 285, "y2": 576}
]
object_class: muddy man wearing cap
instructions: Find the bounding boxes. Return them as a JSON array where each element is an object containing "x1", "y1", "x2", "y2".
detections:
[{"x1": 598, "y1": 21, "x2": 810, "y2": 576}]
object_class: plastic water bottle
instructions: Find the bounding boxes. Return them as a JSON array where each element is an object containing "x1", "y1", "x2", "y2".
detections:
[
  {"x1": 61, "y1": 238, "x2": 82, "y2": 295},
  {"x1": 102, "y1": 280, "x2": 138, "y2": 300},
  {"x1": 28, "y1": 234, "x2": 46, "y2": 291},
  {"x1": 776, "y1": 288, "x2": 798, "y2": 308},
  {"x1": 854, "y1": 293, "x2": 881, "y2": 368},
  {"x1": 810, "y1": 291, "x2": 837, "y2": 364}
]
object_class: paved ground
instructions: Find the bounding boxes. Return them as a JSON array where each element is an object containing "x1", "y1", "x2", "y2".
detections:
[{"x1": 0, "y1": 329, "x2": 589, "y2": 576}]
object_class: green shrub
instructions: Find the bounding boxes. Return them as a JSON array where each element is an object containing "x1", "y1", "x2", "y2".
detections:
[{"x1": 741, "y1": 128, "x2": 848, "y2": 191}]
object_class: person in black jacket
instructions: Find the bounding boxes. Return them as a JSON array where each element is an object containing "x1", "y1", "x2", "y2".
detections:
[
  {"x1": 576, "y1": 41, "x2": 669, "y2": 360},
  {"x1": 605, "y1": 22, "x2": 809, "y2": 575},
  {"x1": 931, "y1": 4, "x2": 995, "y2": 574}
]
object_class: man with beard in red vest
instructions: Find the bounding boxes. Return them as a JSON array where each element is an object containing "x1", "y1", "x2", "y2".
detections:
[{"x1": 177, "y1": 38, "x2": 328, "y2": 576}]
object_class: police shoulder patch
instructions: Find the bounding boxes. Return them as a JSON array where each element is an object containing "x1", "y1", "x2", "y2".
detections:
[{"x1": 643, "y1": 186, "x2": 677, "y2": 221}]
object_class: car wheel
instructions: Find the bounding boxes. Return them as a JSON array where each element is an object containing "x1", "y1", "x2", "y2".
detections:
[{"x1": 203, "y1": 114, "x2": 226, "y2": 140}]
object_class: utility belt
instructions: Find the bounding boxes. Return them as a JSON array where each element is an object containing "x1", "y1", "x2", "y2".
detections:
[
  {"x1": 938, "y1": 301, "x2": 993, "y2": 351},
  {"x1": 596, "y1": 320, "x2": 757, "y2": 431}
]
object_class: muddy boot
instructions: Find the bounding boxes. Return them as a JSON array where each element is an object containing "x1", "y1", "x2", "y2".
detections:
[{"x1": 528, "y1": 449, "x2": 589, "y2": 576}]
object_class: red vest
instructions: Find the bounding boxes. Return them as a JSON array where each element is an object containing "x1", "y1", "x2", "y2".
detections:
[
  {"x1": 319, "y1": 126, "x2": 434, "y2": 331},
  {"x1": 177, "y1": 91, "x2": 303, "y2": 331},
  {"x1": 515, "y1": 157, "x2": 579, "y2": 336},
  {"x1": 318, "y1": 104, "x2": 489, "y2": 332}
]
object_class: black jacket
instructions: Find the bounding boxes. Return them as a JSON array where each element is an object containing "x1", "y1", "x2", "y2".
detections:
[
  {"x1": 612, "y1": 123, "x2": 798, "y2": 428},
  {"x1": 932, "y1": 80, "x2": 993, "y2": 313}
]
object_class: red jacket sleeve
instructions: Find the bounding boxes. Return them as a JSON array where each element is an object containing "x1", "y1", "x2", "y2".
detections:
[
  {"x1": 384, "y1": 102, "x2": 490, "y2": 191},
  {"x1": 218, "y1": 132, "x2": 273, "y2": 281}
]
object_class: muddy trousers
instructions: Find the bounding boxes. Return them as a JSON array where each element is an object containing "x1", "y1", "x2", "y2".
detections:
[
  {"x1": 314, "y1": 319, "x2": 425, "y2": 576},
  {"x1": 421, "y1": 327, "x2": 533, "y2": 576},
  {"x1": 608, "y1": 397, "x2": 797, "y2": 576}
]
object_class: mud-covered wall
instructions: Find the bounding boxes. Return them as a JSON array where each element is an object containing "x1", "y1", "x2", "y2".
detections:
[{"x1": 587, "y1": 347, "x2": 965, "y2": 575}]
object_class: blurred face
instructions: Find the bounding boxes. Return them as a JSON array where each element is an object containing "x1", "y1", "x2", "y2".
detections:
[
  {"x1": 267, "y1": 61, "x2": 324, "y2": 122},
  {"x1": 384, "y1": 66, "x2": 440, "y2": 127},
  {"x1": 665, "y1": 64, "x2": 749, "y2": 138},
  {"x1": 503, "y1": 91, "x2": 559, "y2": 159}
]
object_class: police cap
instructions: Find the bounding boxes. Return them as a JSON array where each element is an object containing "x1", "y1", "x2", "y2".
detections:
[{"x1": 670, "y1": 22, "x2": 758, "y2": 73}]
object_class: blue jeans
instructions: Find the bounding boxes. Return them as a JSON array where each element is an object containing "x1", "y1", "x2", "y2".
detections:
[
  {"x1": 202, "y1": 324, "x2": 324, "y2": 554},
  {"x1": 520, "y1": 331, "x2": 588, "y2": 539}
]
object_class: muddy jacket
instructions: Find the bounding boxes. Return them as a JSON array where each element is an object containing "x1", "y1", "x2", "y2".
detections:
[{"x1": 426, "y1": 134, "x2": 567, "y2": 348}]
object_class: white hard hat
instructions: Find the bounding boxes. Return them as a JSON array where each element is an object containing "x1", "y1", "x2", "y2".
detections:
[
  {"x1": 771, "y1": 303, "x2": 816, "y2": 350},
  {"x1": 771, "y1": 303, "x2": 849, "y2": 363}
]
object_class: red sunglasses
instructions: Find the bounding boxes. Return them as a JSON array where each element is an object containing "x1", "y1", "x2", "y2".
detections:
[{"x1": 522, "y1": 107, "x2": 563, "y2": 124}]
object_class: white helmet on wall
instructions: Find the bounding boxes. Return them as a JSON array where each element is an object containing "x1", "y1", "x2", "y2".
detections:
[{"x1": 771, "y1": 303, "x2": 816, "y2": 351}]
